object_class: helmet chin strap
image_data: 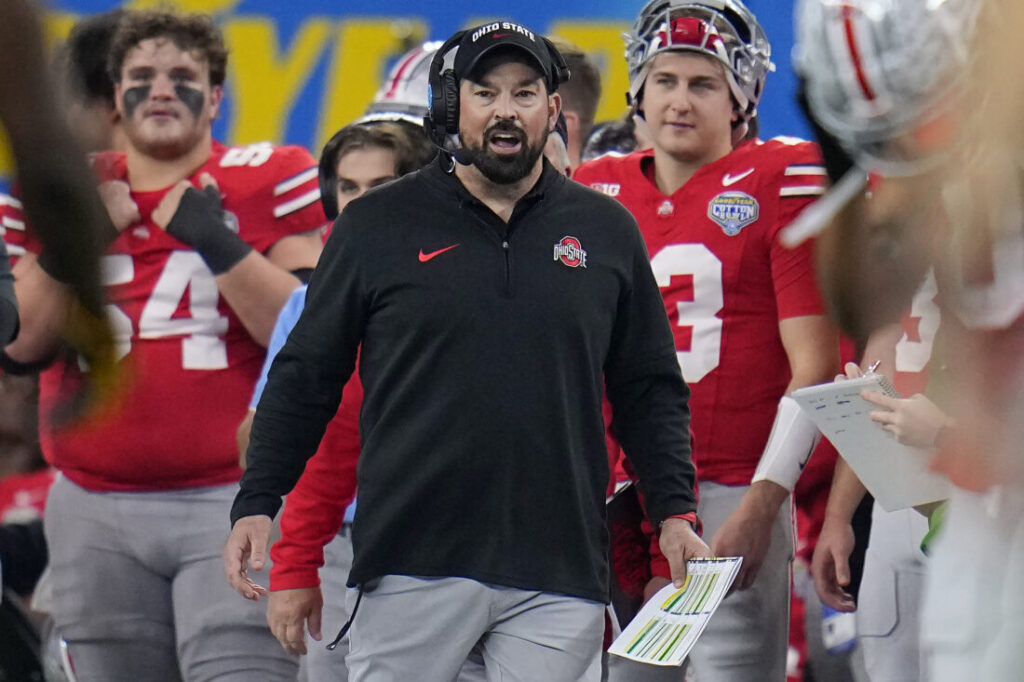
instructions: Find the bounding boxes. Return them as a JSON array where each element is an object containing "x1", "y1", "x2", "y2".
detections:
[{"x1": 730, "y1": 120, "x2": 749, "y2": 147}]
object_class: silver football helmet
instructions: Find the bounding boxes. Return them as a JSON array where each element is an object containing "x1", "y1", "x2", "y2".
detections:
[
  {"x1": 355, "y1": 41, "x2": 442, "y2": 127},
  {"x1": 625, "y1": 0, "x2": 773, "y2": 121},
  {"x1": 794, "y1": 0, "x2": 979, "y2": 173}
]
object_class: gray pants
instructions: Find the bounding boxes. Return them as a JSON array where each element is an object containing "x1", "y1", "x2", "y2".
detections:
[
  {"x1": 690, "y1": 482, "x2": 793, "y2": 682},
  {"x1": 43, "y1": 475, "x2": 297, "y2": 682},
  {"x1": 345, "y1": 575, "x2": 604, "y2": 682},
  {"x1": 857, "y1": 504, "x2": 929, "y2": 681}
]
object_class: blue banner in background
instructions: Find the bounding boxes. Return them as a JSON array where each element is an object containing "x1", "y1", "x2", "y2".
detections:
[{"x1": 37, "y1": 0, "x2": 807, "y2": 164}]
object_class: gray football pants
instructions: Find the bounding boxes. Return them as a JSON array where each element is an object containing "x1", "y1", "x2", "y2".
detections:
[
  {"x1": 857, "y1": 504, "x2": 929, "y2": 681},
  {"x1": 43, "y1": 475, "x2": 297, "y2": 682}
]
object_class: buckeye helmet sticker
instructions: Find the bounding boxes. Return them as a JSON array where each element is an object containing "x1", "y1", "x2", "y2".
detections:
[
  {"x1": 708, "y1": 191, "x2": 759, "y2": 236},
  {"x1": 553, "y1": 236, "x2": 587, "y2": 268}
]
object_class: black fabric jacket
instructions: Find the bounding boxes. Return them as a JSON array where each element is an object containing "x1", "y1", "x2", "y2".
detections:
[{"x1": 232, "y1": 157, "x2": 696, "y2": 602}]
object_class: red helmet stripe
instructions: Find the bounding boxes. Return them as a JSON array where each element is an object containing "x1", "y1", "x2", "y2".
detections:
[
  {"x1": 841, "y1": 5, "x2": 877, "y2": 102},
  {"x1": 383, "y1": 47, "x2": 424, "y2": 100}
]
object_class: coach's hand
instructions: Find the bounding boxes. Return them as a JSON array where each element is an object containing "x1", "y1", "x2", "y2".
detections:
[
  {"x1": 223, "y1": 514, "x2": 271, "y2": 600},
  {"x1": 268, "y1": 587, "x2": 323, "y2": 656},
  {"x1": 660, "y1": 518, "x2": 711, "y2": 589}
]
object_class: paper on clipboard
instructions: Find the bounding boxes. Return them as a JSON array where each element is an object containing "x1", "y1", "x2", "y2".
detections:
[{"x1": 791, "y1": 375, "x2": 950, "y2": 511}]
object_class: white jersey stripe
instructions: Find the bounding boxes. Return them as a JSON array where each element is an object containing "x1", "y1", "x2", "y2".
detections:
[
  {"x1": 3, "y1": 243, "x2": 26, "y2": 256},
  {"x1": 785, "y1": 166, "x2": 827, "y2": 176},
  {"x1": 274, "y1": 188, "x2": 321, "y2": 218},
  {"x1": 274, "y1": 167, "x2": 319, "y2": 197},
  {"x1": 2, "y1": 216, "x2": 25, "y2": 231},
  {"x1": 780, "y1": 186, "x2": 827, "y2": 197},
  {"x1": 0, "y1": 195, "x2": 23, "y2": 210}
]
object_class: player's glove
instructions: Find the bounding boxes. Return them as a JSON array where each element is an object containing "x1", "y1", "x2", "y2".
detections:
[{"x1": 166, "y1": 185, "x2": 252, "y2": 275}]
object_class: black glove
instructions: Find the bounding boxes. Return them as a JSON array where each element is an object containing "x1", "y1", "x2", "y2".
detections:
[{"x1": 166, "y1": 185, "x2": 252, "y2": 275}]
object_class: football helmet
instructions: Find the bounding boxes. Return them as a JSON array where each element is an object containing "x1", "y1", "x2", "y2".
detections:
[
  {"x1": 794, "y1": 0, "x2": 979, "y2": 173},
  {"x1": 355, "y1": 41, "x2": 442, "y2": 127},
  {"x1": 625, "y1": 0, "x2": 773, "y2": 121}
]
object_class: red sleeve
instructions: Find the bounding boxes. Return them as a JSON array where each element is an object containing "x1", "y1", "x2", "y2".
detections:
[
  {"x1": 223, "y1": 144, "x2": 327, "y2": 257},
  {"x1": 769, "y1": 143, "x2": 828, "y2": 320},
  {"x1": 0, "y1": 192, "x2": 39, "y2": 260},
  {"x1": 269, "y1": 373, "x2": 362, "y2": 590},
  {"x1": 263, "y1": 145, "x2": 327, "y2": 248}
]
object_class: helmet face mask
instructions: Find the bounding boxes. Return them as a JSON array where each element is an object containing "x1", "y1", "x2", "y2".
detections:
[{"x1": 626, "y1": 0, "x2": 773, "y2": 121}]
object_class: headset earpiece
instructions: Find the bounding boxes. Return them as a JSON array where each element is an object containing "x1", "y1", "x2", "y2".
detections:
[
  {"x1": 426, "y1": 31, "x2": 466, "y2": 148},
  {"x1": 441, "y1": 70, "x2": 460, "y2": 134},
  {"x1": 541, "y1": 37, "x2": 571, "y2": 89}
]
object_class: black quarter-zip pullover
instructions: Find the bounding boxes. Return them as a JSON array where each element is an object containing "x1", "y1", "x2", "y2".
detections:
[{"x1": 232, "y1": 156, "x2": 697, "y2": 602}]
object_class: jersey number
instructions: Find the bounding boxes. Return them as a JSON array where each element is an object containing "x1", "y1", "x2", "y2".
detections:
[
  {"x1": 220, "y1": 142, "x2": 274, "y2": 168},
  {"x1": 894, "y1": 270, "x2": 940, "y2": 373},
  {"x1": 650, "y1": 244, "x2": 724, "y2": 383},
  {"x1": 100, "y1": 251, "x2": 229, "y2": 369}
]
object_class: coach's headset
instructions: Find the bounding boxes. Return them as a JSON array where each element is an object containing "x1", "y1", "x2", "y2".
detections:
[{"x1": 424, "y1": 27, "x2": 570, "y2": 158}]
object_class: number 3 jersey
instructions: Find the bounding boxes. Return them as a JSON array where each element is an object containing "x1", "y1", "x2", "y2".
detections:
[
  {"x1": 575, "y1": 138, "x2": 827, "y2": 485},
  {"x1": 6, "y1": 141, "x2": 325, "y2": 492}
]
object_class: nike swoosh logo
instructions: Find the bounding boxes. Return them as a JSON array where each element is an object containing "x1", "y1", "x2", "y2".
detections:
[
  {"x1": 493, "y1": 33, "x2": 511, "y2": 38},
  {"x1": 418, "y1": 244, "x2": 460, "y2": 262},
  {"x1": 722, "y1": 168, "x2": 755, "y2": 186},
  {"x1": 798, "y1": 448, "x2": 814, "y2": 471}
]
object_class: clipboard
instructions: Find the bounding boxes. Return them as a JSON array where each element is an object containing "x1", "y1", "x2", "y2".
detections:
[{"x1": 791, "y1": 375, "x2": 950, "y2": 511}]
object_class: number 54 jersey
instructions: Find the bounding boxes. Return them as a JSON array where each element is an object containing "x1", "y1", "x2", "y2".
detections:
[
  {"x1": 6, "y1": 141, "x2": 325, "y2": 492},
  {"x1": 575, "y1": 138, "x2": 827, "y2": 485}
]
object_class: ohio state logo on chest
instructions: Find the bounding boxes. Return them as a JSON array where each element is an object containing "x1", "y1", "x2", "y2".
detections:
[{"x1": 553, "y1": 236, "x2": 587, "y2": 268}]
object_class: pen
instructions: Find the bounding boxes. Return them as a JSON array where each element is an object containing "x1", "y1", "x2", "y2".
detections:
[{"x1": 866, "y1": 360, "x2": 881, "y2": 374}]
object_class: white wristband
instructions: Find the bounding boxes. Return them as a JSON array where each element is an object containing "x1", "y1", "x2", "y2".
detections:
[{"x1": 751, "y1": 395, "x2": 821, "y2": 492}]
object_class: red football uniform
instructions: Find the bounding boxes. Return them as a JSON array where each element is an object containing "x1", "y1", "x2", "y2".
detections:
[
  {"x1": 0, "y1": 194, "x2": 27, "y2": 263},
  {"x1": 6, "y1": 141, "x2": 325, "y2": 492},
  {"x1": 0, "y1": 469, "x2": 55, "y2": 521},
  {"x1": 575, "y1": 138, "x2": 827, "y2": 485},
  {"x1": 893, "y1": 270, "x2": 940, "y2": 396}
]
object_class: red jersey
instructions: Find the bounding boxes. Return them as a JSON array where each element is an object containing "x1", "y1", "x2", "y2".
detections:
[
  {"x1": 0, "y1": 194, "x2": 26, "y2": 263},
  {"x1": 575, "y1": 139, "x2": 827, "y2": 485},
  {"x1": 893, "y1": 270, "x2": 940, "y2": 396},
  {"x1": 6, "y1": 141, "x2": 324, "y2": 492},
  {"x1": 0, "y1": 469, "x2": 55, "y2": 521}
]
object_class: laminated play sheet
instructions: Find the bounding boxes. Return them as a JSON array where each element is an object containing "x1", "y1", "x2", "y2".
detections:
[{"x1": 608, "y1": 557, "x2": 742, "y2": 666}]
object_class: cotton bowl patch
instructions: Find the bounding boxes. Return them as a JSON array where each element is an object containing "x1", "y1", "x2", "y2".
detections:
[{"x1": 708, "y1": 192, "x2": 759, "y2": 236}]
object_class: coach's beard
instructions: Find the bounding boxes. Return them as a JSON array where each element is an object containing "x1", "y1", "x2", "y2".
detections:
[{"x1": 462, "y1": 121, "x2": 546, "y2": 184}]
